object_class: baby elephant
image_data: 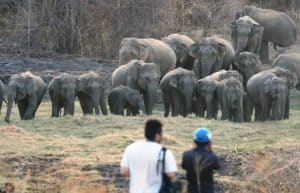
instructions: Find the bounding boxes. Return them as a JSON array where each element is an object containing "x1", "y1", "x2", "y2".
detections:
[
  {"x1": 217, "y1": 77, "x2": 244, "y2": 122},
  {"x1": 48, "y1": 73, "x2": 78, "y2": 117},
  {"x1": 108, "y1": 85, "x2": 146, "y2": 116}
]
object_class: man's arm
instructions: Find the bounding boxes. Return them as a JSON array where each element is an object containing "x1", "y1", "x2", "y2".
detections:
[
  {"x1": 165, "y1": 150, "x2": 178, "y2": 179},
  {"x1": 120, "y1": 147, "x2": 130, "y2": 177},
  {"x1": 120, "y1": 167, "x2": 130, "y2": 177}
]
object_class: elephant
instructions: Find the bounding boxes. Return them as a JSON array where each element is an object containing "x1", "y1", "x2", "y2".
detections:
[
  {"x1": 272, "y1": 49, "x2": 300, "y2": 90},
  {"x1": 48, "y1": 73, "x2": 79, "y2": 117},
  {"x1": 216, "y1": 77, "x2": 244, "y2": 122},
  {"x1": 231, "y1": 16, "x2": 264, "y2": 55},
  {"x1": 112, "y1": 60, "x2": 160, "y2": 115},
  {"x1": 234, "y1": 52, "x2": 262, "y2": 86},
  {"x1": 0, "y1": 80, "x2": 6, "y2": 113},
  {"x1": 218, "y1": 70, "x2": 244, "y2": 83},
  {"x1": 240, "y1": 5, "x2": 297, "y2": 63},
  {"x1": 194, "y1": 70, "x2": 227, "y2": 119},
  {"x1": 161, "y1": 33, "x2": 195, "y2": 70},
  {"x1": 76, "y1": 71, "x2": 108, "y2": 116},
  {"x1": 108, "y1": 85, "x2": 146, "y2": 116},
  {"x1": 160, "y1": 68, "x2": 197, "y2": 117},
  {"x1": 4, "y1": 71, "x2": 47, "y2": 123},
  {"x1": 246, "y1": 72, "x2": 288, "y2": 121},
  {"x1": 189, "y1": 36, "x2": 235, "y2": 79},
  {"x1": 119, "y1": 37, "x2": 176, "y2": 77}
]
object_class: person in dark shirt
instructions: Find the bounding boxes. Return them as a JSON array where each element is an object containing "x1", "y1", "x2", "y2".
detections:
[{"x1": 182, "y1": 127, "x2": 220, "y2": 193}]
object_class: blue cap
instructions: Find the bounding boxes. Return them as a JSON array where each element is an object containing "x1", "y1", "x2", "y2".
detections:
[{"x1": 194, "y1": 127, "x2": 212, "y2": 142}]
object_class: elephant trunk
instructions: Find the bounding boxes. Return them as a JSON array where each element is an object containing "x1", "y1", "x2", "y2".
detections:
[
  {"x1": 200, "y1": 58, "x2": 213, "y2": 78},
  {"x1": 144, "y1": 84, "x2": 157, "y2": 115},
  {"x1": 138, "y1": 100, "x2": 147, "y2": 115},
  {"x1": 184, "y1": 87, "x2": 194, "y2": 114},
  {"x1": 236, "y1": 36, "x2": 248, "y2": 54},
  {"x1": 205, "y1": 95, "x2": 215, "y2": 119},
  {"x1": 91, "y1": 89, "x2": 100, "y2": 115},
  {"x1": 5, "y1": 87, "x2": 16, "y2": 123}
]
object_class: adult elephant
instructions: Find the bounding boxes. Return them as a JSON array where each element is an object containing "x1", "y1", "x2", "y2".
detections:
[
  {"x1": 189, "y1": 36, "x2": 235, "y2": 79},
  {"x1": 160, "y1": 68, "x2": 196, "y2": 117},
  {"x1": 119, "y1": 37, "x2": 176, "y2": 77},
  {"x1": 240, "y1": 5, "x2": 297, "y2": 63},
  {"x1": 272, "y1": 49, "x2": 300, "y2": 90},
  {"x1": 4, "y1": 71, "x2": 47, "y2": 123},
  {"x1": 161, "y1": 33, "x2": 195, "y2": 70},
  {"x1": 217, "y1": 77, "x2": 244, "y2": 122},
  {"x1": 48, "y1": 73, "x2": 79, "y2": 117},
  {"x1": 231, "y1": 16, "x2": 264, "y2": 55},
  {"x1": 247, "y1": 72, "x2": 288, "y2": 121},
  {"x1": 76, "y1": 71, "x2": 108, "y2": 116},
  {"x1": 108, "y1": 85, "x2": 146, "y2": 116},
  {"x1": 112, "y1": 60, "x2": 160, "y2": 115}
]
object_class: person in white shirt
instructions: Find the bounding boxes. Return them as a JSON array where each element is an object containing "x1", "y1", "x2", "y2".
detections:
[{"x1": 120, "y1": 119, "x2": 178, "y2": 193}]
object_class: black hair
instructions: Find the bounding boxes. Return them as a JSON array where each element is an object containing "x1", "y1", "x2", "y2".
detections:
[
  {"x1": 144, "y1": 119, "x2": 162, "y2": 141},
  {"x1": 194, "y1": 140, "x2": 210, "y2": 148}
]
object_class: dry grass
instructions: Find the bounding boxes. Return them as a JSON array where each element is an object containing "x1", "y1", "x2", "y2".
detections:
[{"x1": 0, "y1": 90, "x2": 299, "y2": 192}]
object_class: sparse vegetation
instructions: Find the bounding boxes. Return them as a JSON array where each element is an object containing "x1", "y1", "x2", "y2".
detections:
[{"x1": 0, "y1": 91, "x2": 299, "y2": 192}]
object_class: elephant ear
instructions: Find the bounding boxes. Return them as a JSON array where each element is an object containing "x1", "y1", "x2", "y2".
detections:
[
  {"x1": 139, "y1": 43, "x2": 149, "y2": 61},
  {"x1": 251, "y1": 24, "x2": 264, "y2": 37},
  {"x1": 175, "y1": 42, "x2": 189, "y2": 63},
  {"x1": 189, "y1": 43, "x2": 200, "y2": 58},
  {"x1": 169, "y1": 78, "x2": 178, "y2": 88}
]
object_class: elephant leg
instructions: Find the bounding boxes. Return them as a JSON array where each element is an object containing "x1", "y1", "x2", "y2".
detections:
[
  {"x1": 284, "y1": 92, "x2": 290, "y2": 119},
  {"x1": 163, "y1": 98, "x2": 170, "y2": 117},
  {"x1": 260, "y1": 40, "x2": 269, "y2": 63},
  {"x1": 254, "y1": 104, "x2": 262, "y2": 121},
  {"x1": 64, "y1": 100, "x2": 74, "y2": 116},
  {"x1": 52, "y1": 102, "x2": 60, "y2": 117},
  {"x1": 18, "y1": 100, "x2": 28, "y2": 120},
  {"x1": 126, "y1": 107, "x2": 133, "y2": 116},
  {"x1": 261, "y1": 101, "x2": 271, "y2": 121},
  {"x1": 172, "y1": 95, "x2": 181, "y2": 117},
  {"x1": 243, "y1": 95, "x2": 253, "y2": 122},
  {"x1": 24, "y1": 94, "x2": 38, "y2": 120},
  {"x1": 100, "y1": 97, "x2": 108, "y2": 115},
  {"x1": 116, "y1": 106, "x2": 124, "y2": 115},
  {"x1": 0, "y1": 99, "x2": 2, "y2": 113},
  {"x1": 220, "y1": 99, "x2": 230, "y2": 121}
]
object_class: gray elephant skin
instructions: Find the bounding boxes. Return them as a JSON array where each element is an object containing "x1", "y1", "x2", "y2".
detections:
[
  {"x1": 194, "y1": 70, "x2": 227, "y2": 119},
  {"x1": 235, "y1": 52, "x2": 262, "y2": 86},
  {"x1": 76, "y1": 71, "x2": 108, "y2": 116},
  {"x1": 217, "y1": 77, "x2": 244, "y2": 122},
  {"x1": 48, "y1": 73, "x2": 79, "y2": 117},
  {"x1": 0, "y1": 80, "x2": 6, "y2": 113},
  {"x1": 162, "y1": 33, "x2": 195, "y2": 70},
  {"x1": 112, "y1": 60, "x2": 160, "y2": 115},
  {"x1": 189, "y1": 36, "x2": 235, "y2": 79},
  {"x1": 5, "y1": 71, "x2": 47, "y2": 123},
  {"x1": 272, "y1": 50, "x2": 300, "y2": 90},
  {"x1": 247, "y1": 72, "x2": 288, "y2": 121},
  {"x1": 160, "y1": 68, "x2": 196, "y2": 117},
  {"x1": 119, "y1": 37, "x2": 176, "y2": 77},
  {"x1": 108, "y1": 85, "x2": 146, "y2": 116},
  {"x1": 231, "y1": 16, "x2": 264, "y2": 55},
  {"x1": 241, "y1": 5, "x2": 297, "y2": 62}
]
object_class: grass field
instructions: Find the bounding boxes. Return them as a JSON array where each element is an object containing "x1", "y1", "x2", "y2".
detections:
[{"x1": 0, "y1": 91, "x2": 299, "y2": 193}]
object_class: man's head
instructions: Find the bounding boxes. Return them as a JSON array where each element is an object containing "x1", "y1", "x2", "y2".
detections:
[
  {"x1": 194, "y1": 127, "x2": 212, "y2": 149},
  {"x1": 145, "y1": 119, "x2": 163, "y2": 143}
]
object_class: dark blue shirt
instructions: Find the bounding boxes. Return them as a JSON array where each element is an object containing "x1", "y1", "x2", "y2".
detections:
[{"x1": 182, "y1": 147, "x2": 220, "y2": 193}]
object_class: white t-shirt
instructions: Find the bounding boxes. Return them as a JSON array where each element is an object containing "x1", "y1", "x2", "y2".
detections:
[{"x1": 121, "y1": 140, "x2": 177, "y2": 193}]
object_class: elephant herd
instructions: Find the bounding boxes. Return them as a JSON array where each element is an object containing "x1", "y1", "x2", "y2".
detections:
[{"x1": 1, "y1": 5, "x2": 300, "y2": 123}]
